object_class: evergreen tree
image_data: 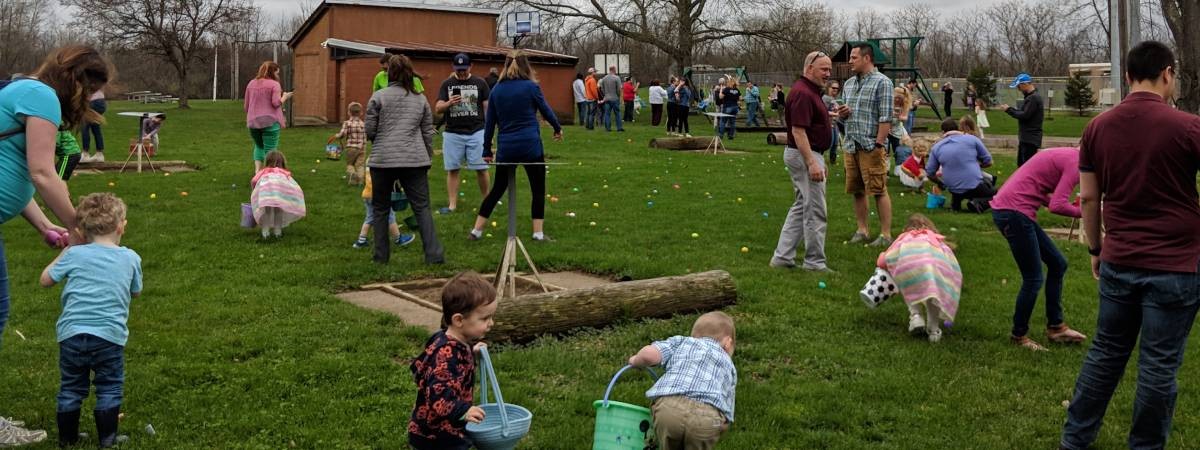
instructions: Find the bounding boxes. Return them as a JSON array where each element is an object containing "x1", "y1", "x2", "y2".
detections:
[
  {"x1": 966, "y1": 67, "x2": 999, "y2": 106},
  {"x1": 1064, "y1": 72, "x2": 1097, "y2": 116}
]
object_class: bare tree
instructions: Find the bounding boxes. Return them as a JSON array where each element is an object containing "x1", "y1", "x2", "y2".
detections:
[
  {"x1": 1162, "y1": 0, "x2": 1200, "y2": 112},
  {"x1": 65, "y1": 0, "x2": 253, "y2": 108},
  {"x1": 0, "y1": 0, "x2": 54, "y2": 76},
  {"x1": 488, "y1": 0, "x2": 790, "y2": 71}
]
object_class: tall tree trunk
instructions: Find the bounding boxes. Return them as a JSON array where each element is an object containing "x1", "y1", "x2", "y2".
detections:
[
  {"x1": 1163, "y1": 0, "x2": 1200, "y2": 113},
  {"x1": 175, "y1": 64, "x2": 191, "y2": 109}
]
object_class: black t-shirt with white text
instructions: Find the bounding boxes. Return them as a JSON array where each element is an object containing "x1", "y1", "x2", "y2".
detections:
[
  {"x1": 721, "y1": 87, "x2": 741, "y2": 107},
  {"x1": 437, "y1": 75, "x2": 491, "y2": 134}
]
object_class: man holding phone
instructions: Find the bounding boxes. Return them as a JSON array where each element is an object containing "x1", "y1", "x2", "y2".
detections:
[{"x1": 435, "y1": 53, "x2": 491, "y2": 214}]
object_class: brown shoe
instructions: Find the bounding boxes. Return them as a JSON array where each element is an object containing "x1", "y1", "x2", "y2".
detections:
[
  {"x1": 1011, "y1": 335, "x2": 1048, "y2": 352},
  {"x1": 1047, "y1": 324, "x2": 1087, "y2": 344}
]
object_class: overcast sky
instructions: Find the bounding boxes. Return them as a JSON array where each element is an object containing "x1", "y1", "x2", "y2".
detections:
[{"x1": 250, "y1": 0, "x2": 1004, "y2": 19}]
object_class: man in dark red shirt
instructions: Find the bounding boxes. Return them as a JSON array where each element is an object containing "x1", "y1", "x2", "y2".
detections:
[
  {"x1": 1061, "y1": 40, "x2": 1200, "y2": 450},
  {"x1": 770, "y1": 51, "x2": 833, "y2": 271}
]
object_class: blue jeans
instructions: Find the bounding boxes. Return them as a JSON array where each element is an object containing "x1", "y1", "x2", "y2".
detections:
[
  {"x1": 584, "y1": 101, "x2": 597, "y2": 129},
  {"x1": 992, "y1": 209, "x2": 1067, "y2": 337},
  {"x1": 829, "y1": 127, "x2": 840, "y2": 162},
  {"x1": 576, "y1": 101, "x2": 588, "y2": 126},
  {"x1": 57, "y1": 334, "x2": 125, "y2": 412},
  {"x1": 602, "y1": 101, "x2": 622, "y2": 131},
  {"x1": 0, "y1": 232, "x2": 8, "y2": 350},
  {"x1": 745, "y1": 102, "x2": 760, "y2": 126},
  {"x1": 718, "y1": 105, "x2": 739, "y2": 138},
  {"x1": 1061, "y1": 262, "x2": 1200, "y2": 450},
  {"x1": 906, "y1": 110, "x2": 916, "y2": 134}
]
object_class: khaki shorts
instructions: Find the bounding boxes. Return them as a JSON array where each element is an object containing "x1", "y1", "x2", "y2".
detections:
[
  {"x1": 844, "y1": 148, "x2": 888, "y2": 195},
  {"x1": 652, "y1": 396, "x2": 727, "y2": 450}
]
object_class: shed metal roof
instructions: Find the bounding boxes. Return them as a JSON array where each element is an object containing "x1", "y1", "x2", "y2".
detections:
[
  {"x1": 322, "y1": 38, "x2": 578, "y2": 66},
  {"x1": 289, "y1": 0, "x2": 503, "y2": 48}
]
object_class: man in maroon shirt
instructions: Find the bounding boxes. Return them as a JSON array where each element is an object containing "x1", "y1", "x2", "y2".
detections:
[
  {"x1": 770, "y1": 51, "x2": 833, "y2": 271},
  {"x1": 1061, "y1": 41, "x2": 1200, "y2": 450}
]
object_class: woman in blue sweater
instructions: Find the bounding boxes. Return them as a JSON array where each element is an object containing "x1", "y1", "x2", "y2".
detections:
[{"x1": 469, "y1": 51, "x2": 563, "y2": 241}]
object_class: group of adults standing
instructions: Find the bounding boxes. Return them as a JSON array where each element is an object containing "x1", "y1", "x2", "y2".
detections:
[
  {"x1": 571, "y1": 66, "x2": 626, "y2": 132},
  {"x1": 363, "y1": 51, "x2": 561, "y2": 264},
  {"x1": 769, "y1": 40, "x2": 1200, "y2": 450}
]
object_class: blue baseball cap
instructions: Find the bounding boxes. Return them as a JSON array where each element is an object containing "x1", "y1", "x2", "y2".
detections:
[
  {"x1": 1009, "y1": 73, "x2": 1033, "y2": 88},
  {"x1": 452, "y1": 53, "x2": 471, "y2": 70}
]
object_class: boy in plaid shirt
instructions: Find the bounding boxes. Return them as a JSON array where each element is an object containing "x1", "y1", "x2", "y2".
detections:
[
  {"x1": 628, "y1": 311, "x2": 737, "y2": 449},
  {"x1": 329, "y1": 102, "x2": 367, "y2": 185}
]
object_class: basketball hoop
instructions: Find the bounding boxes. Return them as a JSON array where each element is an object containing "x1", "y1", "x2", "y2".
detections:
[{"x1": 505, "y1": 11, "x2": 541, "y2": 48}]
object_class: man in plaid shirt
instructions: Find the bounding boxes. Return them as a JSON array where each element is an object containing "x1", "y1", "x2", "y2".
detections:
[{"x1": 837, "y1": 43, "x2": 895, "y2": 248}]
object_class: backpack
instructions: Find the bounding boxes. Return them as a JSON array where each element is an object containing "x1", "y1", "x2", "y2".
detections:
[{"x1": 0, "y1": 77, "x2": 39, "y2": 140}]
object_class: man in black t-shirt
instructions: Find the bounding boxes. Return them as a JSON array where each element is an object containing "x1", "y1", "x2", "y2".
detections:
[
  {"x1": 434, "y1": 53, "x2": 491, "y2": 214},
  {"x1": 717, "y1": 79, "x2": 741, "y2": 139}
]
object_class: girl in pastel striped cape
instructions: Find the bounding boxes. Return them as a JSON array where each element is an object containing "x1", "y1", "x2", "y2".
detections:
[
  {"x1": 875, "y1": 214, "x2": 962, "y2": 343},
  {"x1": 251, "y1": 151, "x2": 306, "y2": 239}
]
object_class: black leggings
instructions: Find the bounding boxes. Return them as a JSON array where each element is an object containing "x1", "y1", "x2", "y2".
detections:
[
  {"x1": 672, "y1": 104, "x2": 690, "y2": 133},
  {"x1": 478, "y1": 161, "x2": 546, "y2": 220}
]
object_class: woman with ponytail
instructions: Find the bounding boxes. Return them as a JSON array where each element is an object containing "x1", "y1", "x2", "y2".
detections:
[
  {"x1": 468, "y1": 51, "x2": 563, "y2": 241},
  {"x1": 0, "y1": 44, "x2": 110, "y2": 447},
  {"x1": 364, "y1": 54, "x2": 443, "y2": 265}
]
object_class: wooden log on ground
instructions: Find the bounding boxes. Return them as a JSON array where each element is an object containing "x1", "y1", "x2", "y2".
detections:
[
  {"x1": 767, "y1": 132, "x2": 787, "y2": 145},
  {"x1": 649, "y1": 136, "x2": 716, "y2": 150},
  {"x1": 488, "y1": 270, "x2": 737, "y2": 343}
]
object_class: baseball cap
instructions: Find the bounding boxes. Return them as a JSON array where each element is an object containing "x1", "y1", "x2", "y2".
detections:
[
  {"x1": 452, "y1": 53, "x2": 471, "y2": 70},
  {"x1": 1009, "y1": 73, "x2": 1032, "y2": 88}
]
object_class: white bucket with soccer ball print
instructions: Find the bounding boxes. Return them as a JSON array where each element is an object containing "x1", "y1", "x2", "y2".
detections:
[{"x1": 860, "y1": 268, "x2": 898, "y2": 308}]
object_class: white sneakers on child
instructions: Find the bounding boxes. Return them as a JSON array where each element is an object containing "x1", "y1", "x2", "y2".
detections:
[{"x1": 908, "y1": 314, "x2": 925, "y2": 335}]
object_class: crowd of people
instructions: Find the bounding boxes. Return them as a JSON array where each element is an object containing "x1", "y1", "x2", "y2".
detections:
[{"x1": 1, "y1": 38, "x2": 1198, "y2": 450}]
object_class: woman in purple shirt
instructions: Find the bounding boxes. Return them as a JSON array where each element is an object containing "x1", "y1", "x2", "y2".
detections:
[{"x1": 990, "y1": 147, "x2": 1088, "y2": 351}]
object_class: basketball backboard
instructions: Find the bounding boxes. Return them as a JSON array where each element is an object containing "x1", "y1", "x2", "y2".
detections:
[
  {"x1": 504, "y1": 11, "x2": 542, "y2": 37},
  {"x1": 594, "y1": 54, "x2": 630, "y2": 75}
]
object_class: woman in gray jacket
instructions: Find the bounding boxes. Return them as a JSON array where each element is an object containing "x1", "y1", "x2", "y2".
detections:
[{"x1": 365, "y1": 54, "x2": 443, "y2": 265}]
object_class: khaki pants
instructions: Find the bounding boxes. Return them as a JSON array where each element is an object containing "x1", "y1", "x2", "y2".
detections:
[
  {"x1": 345, "y1": 147, "x2": 365, "y2": 185},
  {"x1": 652, "y1": 396, "x2": 727, "y2": 450}
]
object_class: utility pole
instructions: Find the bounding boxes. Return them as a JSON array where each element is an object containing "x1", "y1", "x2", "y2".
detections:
[
  {"x1": 1110, "y1": 0, "x2": 1123, "y2": 101},
  {"x1": 212, "y1": 45, "x2": 218, "y2": 101}
]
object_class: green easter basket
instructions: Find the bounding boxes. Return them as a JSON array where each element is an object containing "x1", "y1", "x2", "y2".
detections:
[{"x1": 592, "y1": 365, "x2": 658, "y2": 450}]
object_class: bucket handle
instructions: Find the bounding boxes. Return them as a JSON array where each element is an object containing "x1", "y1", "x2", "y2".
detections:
[
  {"x1": 601, "y1": 365, "x2": 659, "y2": 408},
  {"x1": 476, "y1": 346, "x2": 513, "y2": 437}
]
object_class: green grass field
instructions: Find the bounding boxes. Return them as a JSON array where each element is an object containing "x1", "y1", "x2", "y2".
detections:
[{"x1": 2, "y1": 101, "x2": 1196, "y2": 449}]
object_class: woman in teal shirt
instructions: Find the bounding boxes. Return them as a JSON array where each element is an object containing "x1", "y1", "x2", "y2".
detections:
[{"x1": 0, "y1": 45, "x2": 109, "y2": 446}]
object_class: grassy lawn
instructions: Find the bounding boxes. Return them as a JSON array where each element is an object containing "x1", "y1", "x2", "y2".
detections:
[
  {"x1": 2, "y1": 100, "x2": 1197, "y2": 449},
  {"x1": 914, "y1": 106, "x2": 1094, "y2": 138}
]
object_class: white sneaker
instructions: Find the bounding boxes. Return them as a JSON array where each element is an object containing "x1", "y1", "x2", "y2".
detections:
[
  {"x1": 0, "y1": 419, "x2": 47, "y2": 447},
  {"x1": 928, "y1": 328, "x2": 943, "y2": 343},
  {"x1": 79, "y1": 152, "x2": 93, "y2": 163},
  {"x1": 908, "y1": 314, "x2": 926, "y2": 335},
  {"x1": 92, "y1": 152, "x2": 105, "y2": 163}
]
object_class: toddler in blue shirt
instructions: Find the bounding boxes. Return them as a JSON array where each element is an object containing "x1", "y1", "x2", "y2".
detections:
[
  {"x1": 40, "y1": 192, "x2": 142, "y2": 448},
  {"x1": 628, "y1": 311, "x2": 737, "y2": 449}
]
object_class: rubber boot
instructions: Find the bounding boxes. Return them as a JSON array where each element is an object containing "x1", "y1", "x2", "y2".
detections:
[
  {"x1": 93, "y1": 407, "x2": 120, "y2": 448},
  {"x1": 57, "y1": 410, "x2": 81, "y2": 448}
]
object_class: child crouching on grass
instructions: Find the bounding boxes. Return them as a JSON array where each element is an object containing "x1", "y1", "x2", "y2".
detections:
[
  {"x1": 40, "y1": 193, "x2": 142, "y2": 448},
  {"x1": 408, "y1": 272, "x2": 496, "y2": 450},
  {"x1": 251, "y1": 151, "x2": 306, "y2": 239},
  {"x1": 628, "y1": 311, "x2": 737, "y2": 450},
  {"x1": 876, "y1": 214, "x2": 962, "y2": 343}
]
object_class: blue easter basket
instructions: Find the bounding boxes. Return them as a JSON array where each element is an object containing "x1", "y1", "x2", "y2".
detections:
[
  {"x1": 466, "y1": 347, "x2": 533, "y2": 450},
  {"x1": 592, "y1": 365, "x2": 658, "y2": 450}
]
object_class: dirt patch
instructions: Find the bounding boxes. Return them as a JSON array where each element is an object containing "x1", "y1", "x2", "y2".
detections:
[
  {"x1": 73, "y1": 160, "x2": 197, "y2": 174},
  {"x1": 338, "y1": 271, "x2": 615, "y2": 332},
  {"x1": 1044, "y1": 227, "x2": 1087, "y2": 243}
]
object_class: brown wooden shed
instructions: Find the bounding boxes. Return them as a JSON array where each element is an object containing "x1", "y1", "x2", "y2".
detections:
[{"x1": 288, "y1": 0, "x2": 579, "y2": 125}]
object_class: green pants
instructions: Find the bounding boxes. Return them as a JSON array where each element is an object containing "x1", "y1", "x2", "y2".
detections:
[{"x1": 249, "y1": 123, "x2": 281, "y2": 161}]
